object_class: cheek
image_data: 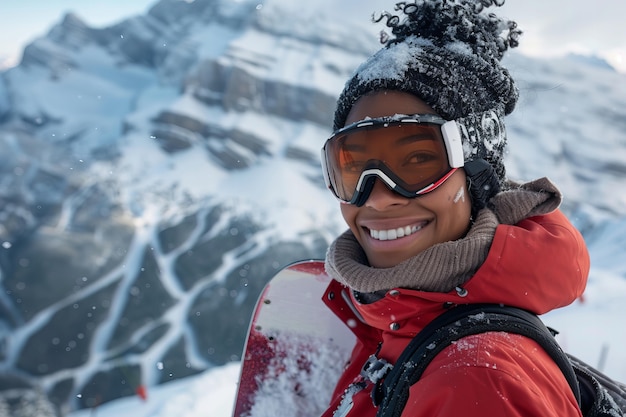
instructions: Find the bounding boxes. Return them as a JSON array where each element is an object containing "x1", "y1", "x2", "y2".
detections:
[
  {"x1": 425, "y1": 180, "x2": 471, "y2": 238},
  {"x1": 446, "y1": 185, "x2": 472, "y2": 233},
  {"x1": 450, "y1": 184, "x2": 471, "y2": 213}
]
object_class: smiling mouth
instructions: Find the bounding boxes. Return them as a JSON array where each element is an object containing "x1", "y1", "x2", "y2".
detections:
[{"x1": 369, "y1": 223, "x2": 427, "y2": 241}]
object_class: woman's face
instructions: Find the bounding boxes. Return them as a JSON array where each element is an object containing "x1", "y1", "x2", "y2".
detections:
[{"x1": 340, "y1": 91, "x2": 472, "y2": 268}]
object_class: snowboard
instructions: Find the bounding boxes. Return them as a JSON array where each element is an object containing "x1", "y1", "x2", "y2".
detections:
[{"x1": 232, "y1": 260, "x2": 358, "y2": 417}]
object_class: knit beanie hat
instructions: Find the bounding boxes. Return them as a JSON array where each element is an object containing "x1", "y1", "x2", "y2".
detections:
[{"x1": 333, "y1": 0, "x2": 522, "y2": 191}]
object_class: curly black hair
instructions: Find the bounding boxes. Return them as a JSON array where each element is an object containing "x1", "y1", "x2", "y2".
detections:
[{"x1": 374, "y1": 0, "x2": 521, "y2": 62}]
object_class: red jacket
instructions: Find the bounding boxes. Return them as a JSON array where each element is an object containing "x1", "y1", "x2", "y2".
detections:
[{"x1": 321, "y1": 210, "x2": 589, "y2": 417}]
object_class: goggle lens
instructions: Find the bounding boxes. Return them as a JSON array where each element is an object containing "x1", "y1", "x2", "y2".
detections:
[{"x1": 322, "y1": 117, "x2": 459, "y2": 204}]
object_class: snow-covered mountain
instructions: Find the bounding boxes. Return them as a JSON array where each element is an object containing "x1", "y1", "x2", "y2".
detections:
[{"x1": 0, "y1": 0, "x2": 625, "y2": 415}]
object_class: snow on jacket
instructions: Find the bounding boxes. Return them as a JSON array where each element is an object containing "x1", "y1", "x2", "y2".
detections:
[{"x1": 321, "y1": 209, "x2": 589, "y2": 417}]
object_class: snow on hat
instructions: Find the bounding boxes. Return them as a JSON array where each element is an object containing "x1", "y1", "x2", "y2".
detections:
[{"x1": 333, "y1": 0, "x2": 522, "y2": 186}]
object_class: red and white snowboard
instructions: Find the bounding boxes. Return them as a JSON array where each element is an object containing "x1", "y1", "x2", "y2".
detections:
[{"x1": 232, "y1": 260, "x2": 357, "y2": 417}]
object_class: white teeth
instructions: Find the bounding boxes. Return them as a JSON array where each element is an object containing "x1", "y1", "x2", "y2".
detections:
[{"x1": 370, "y1": 224, "x2": 424, "y2": 241}]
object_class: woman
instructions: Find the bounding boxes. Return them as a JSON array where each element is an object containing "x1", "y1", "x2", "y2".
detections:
[{"x1": 319, "y1": 1, "x2": 589, "y2": 416}]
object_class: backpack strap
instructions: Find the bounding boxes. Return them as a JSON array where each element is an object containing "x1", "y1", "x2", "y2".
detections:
[{"x1": 374, "y1": 304, "x2": 581, "y2": 417}]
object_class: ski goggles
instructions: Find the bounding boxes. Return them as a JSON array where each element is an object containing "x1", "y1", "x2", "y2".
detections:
[{"x1": 321, "y1": 114, "x2": 465, "y2": 206}]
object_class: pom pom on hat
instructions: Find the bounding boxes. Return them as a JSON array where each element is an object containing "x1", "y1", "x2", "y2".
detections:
[{"x1": 333, "y1": 0, "x2": 522, "y2": 187}]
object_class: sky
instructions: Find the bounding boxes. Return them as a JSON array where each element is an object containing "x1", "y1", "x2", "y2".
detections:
[
  {"x1": 0, "y1": 0, "x2": 625, "y2": 72},
  {"x1": 497, "y1": 0, "x2": 625, "y2": 72}
]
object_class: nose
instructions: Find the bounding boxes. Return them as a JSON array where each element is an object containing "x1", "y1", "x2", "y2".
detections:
[{"x1": 364, "y1": 178, "x2": 409, "y2": 210}]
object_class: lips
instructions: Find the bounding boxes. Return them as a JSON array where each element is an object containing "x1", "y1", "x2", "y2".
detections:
[{"x1": 368, "y1": 223, "x2": 427, "y2": 241}]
